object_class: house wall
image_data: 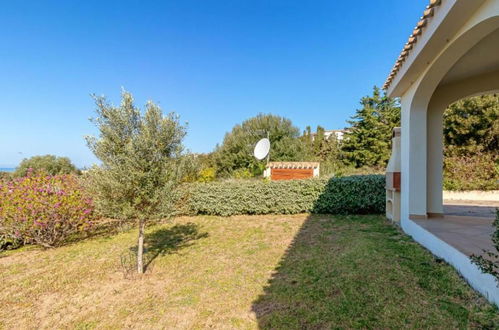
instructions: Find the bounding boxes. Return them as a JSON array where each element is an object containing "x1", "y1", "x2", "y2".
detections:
[
  {"x1": 443, "y1": 190, "x2": 499, "y2": 202},
  {"x1": 396, "y1": 0, "x2": 499, "y2": 306},
  {"x1": 399, "y1": 0, "x2": 499, "y2": 220}
]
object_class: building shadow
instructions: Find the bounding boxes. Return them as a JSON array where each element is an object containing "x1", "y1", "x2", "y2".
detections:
[
  {"x1": 250, "y1": 176, "x2": 498, "y2": 329},
  {"x1": 251, "y1": 213, "x2": 346, "y2": 329}
]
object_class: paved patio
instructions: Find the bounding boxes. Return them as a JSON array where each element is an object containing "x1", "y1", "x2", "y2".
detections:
[
  {"x1": 444, "y1": 201, "x2": 498, "y2": 218},
  {"x1": 413, "y1": 202, "x2": 497, "y2": 256}
]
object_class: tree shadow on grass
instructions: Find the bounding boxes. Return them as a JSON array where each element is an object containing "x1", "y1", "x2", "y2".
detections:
[
  {"x1": 252, "y1": 177, "x2": 390, "y2": 328},
  {"x1": 125, "y1": 222, "x2": 208, "y2": 274},
  {"x1": 143, "y1": 222, "x2": 208, "y2": 269}
]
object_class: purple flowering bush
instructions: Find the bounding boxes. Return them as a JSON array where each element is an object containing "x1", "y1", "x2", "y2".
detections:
[{"x1": 0, "y1": 172, "x2": 95, "y2": 248}]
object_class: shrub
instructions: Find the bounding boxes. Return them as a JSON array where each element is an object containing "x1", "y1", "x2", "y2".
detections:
[
  {"x1": 0, "y1": 174, "x2": 95, "y2": 248},
  {"x1": 14, "y1": 155, "x2": 80, "y2": 177},
  {"x1": 197, "y1": 167, "x2": 216, "y2": 183},
  {"x1": 180, "y1": 175, "x2": 385, "y2": 216},
  {"x1": 0, "y1": 233, "x2": 21, "y2": 251},
  {"x1": 444, "y1": 152, "x2": 499, "y2": 191},
  {"x1": 0, "y1": 171, "x2": 13, "y2": 181},
  {"x1": 471, "y1": 209, "x2": 499, "y2": 283},
  {"x1": 232, "y1": 168, "x2": 254, "y2": 180}
]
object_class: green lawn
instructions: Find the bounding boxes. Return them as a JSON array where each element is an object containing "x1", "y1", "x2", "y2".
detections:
[{"x1": 0, "y1": 214, "x2": 497, "y2": 329}]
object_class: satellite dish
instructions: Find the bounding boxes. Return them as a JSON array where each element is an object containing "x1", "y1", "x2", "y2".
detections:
[{"x1": 254, "y1": 138, "x2": 270, "y2": 160}]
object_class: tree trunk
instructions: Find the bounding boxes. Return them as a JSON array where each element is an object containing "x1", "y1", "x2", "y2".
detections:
[{"x1": 137, "y1": 218, "x2": 146, "y2": 274}]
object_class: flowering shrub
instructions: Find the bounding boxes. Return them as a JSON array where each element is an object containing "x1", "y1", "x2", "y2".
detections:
[{"x1": 0, "y1": 173, "x2": 95, "y2": 248}]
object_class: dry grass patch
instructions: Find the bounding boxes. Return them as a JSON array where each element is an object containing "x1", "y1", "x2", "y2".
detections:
[
  {"x1": 0, "y1": 214, "x2": 498, "y2": 329},
  {"x1": 0, "y1": 214, "x2": 304, "y2": 329}
]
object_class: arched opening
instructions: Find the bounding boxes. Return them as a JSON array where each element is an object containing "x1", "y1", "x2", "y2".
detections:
[
  {"x1": 441, "y1": 93, "x2": 499, "y2": 218},
  {"x1": 407, "y1": 23, "x2": 499, "y2": 258},
  {"x1": 386, "y1": 2, "x2": 499, "y2": 307},
  {"x1": 405, "y1": 18, "x2": 499, "y2": 220},
  {"x1": 426, "y1": 20, "x2": 499, "y2": 217}
]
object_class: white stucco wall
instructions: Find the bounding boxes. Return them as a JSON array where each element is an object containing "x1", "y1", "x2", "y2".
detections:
[
  {"x1": 395, "y1": 0, "x2": 499, "y2": 307},
  {"x1": 443, "y1": 190, "x2": 499, "y2": 202},
  {"x1": 402, "y1": 218, "x2": 499, "y2": 306}
]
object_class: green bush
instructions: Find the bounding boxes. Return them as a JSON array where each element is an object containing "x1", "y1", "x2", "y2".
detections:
[
  {"x1": 0, "y1": 233, "x2": 21, "y2": 251},
  {"x1": 197, "y1": 167, "x2": 216, "y2": 183},
  {"x1": 444, "y1": 152, "x2": 499, "y2": 191},
  {"x1": 14, "y1": 155, "x2": 80, "y2": 177},
  {"x1": 471, "y1": 209, "x2": 499, "y2": 282},
  {"x1": 180, "y1": 175, "x2": 385, "y2": 216}
]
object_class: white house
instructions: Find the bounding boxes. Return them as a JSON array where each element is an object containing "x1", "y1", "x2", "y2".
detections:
[
  {"x1": 311, "y1": 129, "x2": 346, "y2": 142},
  {"x1": 324, "y1": 129, "x2": 346, "y2": 141},
  {"x1": 385, "y1": 0, "x2": 499, "y2": 305}
]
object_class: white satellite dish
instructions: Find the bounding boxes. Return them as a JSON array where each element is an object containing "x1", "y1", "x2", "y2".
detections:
[{"x1": 253, "y1": 138, "x2": 270, "y2": 160}]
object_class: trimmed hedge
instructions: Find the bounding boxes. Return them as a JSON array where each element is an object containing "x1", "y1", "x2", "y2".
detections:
[{"x1": 180, "y1": 175, "x2": 385, "y2": 216}]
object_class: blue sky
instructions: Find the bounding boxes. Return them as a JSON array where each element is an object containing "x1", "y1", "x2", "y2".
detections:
[{"x1": 0, "y1": 0, "x2": 425, "y2": 168}]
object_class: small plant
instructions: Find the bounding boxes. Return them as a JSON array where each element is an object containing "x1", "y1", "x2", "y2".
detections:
[
  {"x1": 0, "y1": 173, "x2": 95, "y2": 248},
  {"x1": 471, "y1": 209, "x2": 499, "y2": 282},
  {"x1": 0, "y1": 233, "x2": 21, "y2": 251},
  {"x1": 119, "y1": 250, "x2": 140, "y2": 279},
  {"x1": 197, "y1": 167, "x2": 216, "y2": 183},
  {"x1": 232, "y1": 168, "x2": 253, "y2": 179}
]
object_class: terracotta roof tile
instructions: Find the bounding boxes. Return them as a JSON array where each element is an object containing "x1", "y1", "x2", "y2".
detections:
[
  {"x1": 267, "y1": 162, "x2": 320, "y2": 169},
  {"x1": 383, "y1": 0, "x2": 442, "y2": 90}
]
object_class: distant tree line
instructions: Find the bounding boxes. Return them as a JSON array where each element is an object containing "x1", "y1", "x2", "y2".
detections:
[
  {"x1": 7, "y1": 89, "x2": 498, "y2": 190},
  {"x1": 199, "y1": 86, "x2": 401, "y2": 179},
  {"x1": 194, "y1": 87, "x2": 497, "y2": 189}
]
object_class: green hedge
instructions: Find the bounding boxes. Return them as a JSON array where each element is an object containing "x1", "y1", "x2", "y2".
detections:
[{"x1": 179, "y1": 175, "x2": 385, "y2": 216}]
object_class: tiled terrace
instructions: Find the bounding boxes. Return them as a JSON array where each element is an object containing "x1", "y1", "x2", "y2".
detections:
[{"x1": 413, "y1": 203, "x2": 497, "y2": 256}]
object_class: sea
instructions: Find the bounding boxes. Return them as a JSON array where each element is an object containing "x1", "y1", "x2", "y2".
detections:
[{"x1": 0, "y1": 168, "x2": 15, "y2": 172}]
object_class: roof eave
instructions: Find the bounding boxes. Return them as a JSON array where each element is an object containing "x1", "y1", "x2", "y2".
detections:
[{"x1": 384, "y1": 0, "x2": 486, "y2": 98}]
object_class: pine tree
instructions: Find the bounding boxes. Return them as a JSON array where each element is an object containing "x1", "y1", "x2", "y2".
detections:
[
  {"x1": 342, "y1": 86, "x2": 400, "y2": 168},
  {"x1": 313, "y1": 126, "x2": 326, "y2": 156}
]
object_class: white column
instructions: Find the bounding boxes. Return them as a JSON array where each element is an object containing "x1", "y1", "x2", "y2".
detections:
[
  {"x1": 427, "y1": 107, "x2": 445, "y2": 217},
  {"x1": 408, "y1": 107, "x2": 428, "y2": 218},
  {"x1": 400, "y1": 97, "x2": 411, "y2": 223}
]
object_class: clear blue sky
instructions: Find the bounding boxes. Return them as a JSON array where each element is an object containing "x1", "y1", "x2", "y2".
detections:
[{"x1": 0, "y1": 0, "x2": 425, "y2": 168}]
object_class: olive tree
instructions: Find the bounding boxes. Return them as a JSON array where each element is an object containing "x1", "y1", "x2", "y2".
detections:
[{"x1": 85, "y1": 90, "x2": 187, "y2": 273}]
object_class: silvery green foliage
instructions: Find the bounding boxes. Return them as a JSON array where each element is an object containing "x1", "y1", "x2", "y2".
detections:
[
  {"x1": 85, "y1": 90, "x2": 187, "y2": 221},
  {"x1": 182, "y1": 175, "x2": 385, "y2": 217}
]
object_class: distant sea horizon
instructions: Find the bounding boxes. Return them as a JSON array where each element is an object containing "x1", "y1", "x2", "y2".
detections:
[{"x1": 0, "y1": 167, "x2": 15, "y2": 172}]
